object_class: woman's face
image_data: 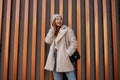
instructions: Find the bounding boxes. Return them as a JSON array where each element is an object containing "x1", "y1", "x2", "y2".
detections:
[{"x1": 55, "y1": 16, "x2": 63, "y2": 27}]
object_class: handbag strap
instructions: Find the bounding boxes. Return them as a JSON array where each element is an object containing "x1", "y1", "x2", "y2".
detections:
[
  {"x1": 65, "y1": 33, "x2": 69, "y2": 49},
  {"x1": 65, "y1": 28, "x2": 70, "y2": 49}
]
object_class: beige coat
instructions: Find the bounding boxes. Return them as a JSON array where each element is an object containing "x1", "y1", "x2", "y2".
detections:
[{"x1": 44, "y1": 25, "x2": 77, "y2": 72}]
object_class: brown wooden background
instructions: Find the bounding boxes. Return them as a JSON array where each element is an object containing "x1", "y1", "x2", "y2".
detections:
[{"x1": 0, "y1": 0, "x2": 120, "y2": 80}]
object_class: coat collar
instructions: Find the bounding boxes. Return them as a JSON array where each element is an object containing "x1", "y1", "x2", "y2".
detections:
[{"x1": 55, "y1": 25, "x2": 68, "y2": 43}]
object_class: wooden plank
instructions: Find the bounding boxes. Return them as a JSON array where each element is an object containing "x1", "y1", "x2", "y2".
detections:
[
  {"x1": 50, "y1": 0, "x2": 54, "y2": 79},
  {"x1": 0, "y1": 0, "x2": 3, "y2": 42},
  {"x1": 3, "y1": 0, "x2": 11, "y2": 80},
  {"x1": 76, "y1": 0, "x2": 81, "y2": 80},
  {"x1": 85, "y1": 0, "x2": 91, "y2": 80},
  {"x1": 22, "y1": 0, "x2": 29, "y2": 79},
  {"x1": 40, "y1": 0, "x2": 46, "y2": 80},
  {"x1": 94, "y1": 0, "x2": 100, "y2": 80},
  {"x1": 111, "y1": 0, "x2": 118, "y2": 80},
  {"x1": 68, "y1": 0, "x2": 72, "y2": 28},
  {"x1": 50, "y1": 0, "x2": 54, "y2": 24},
  {"x1": 31, "y1": 0, "x2": 37, "y2": 80},
  {"x1": 59, "y1": 0, "x2": 63, "y2": 16},
  {"x1": 102, "y1": 0, "x2": 109, "y2": 80},
  {"x1": 12, "y1": 0, "x2": 20, "y2": 80}
]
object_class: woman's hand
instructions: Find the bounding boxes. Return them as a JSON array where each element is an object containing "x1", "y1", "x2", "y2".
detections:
[
  {"x1": 51, "y1": 25, "x2": 55, "y2": 30},
  {"x1": 51, "y1": 23, "x2": 56, "y2": 30}
]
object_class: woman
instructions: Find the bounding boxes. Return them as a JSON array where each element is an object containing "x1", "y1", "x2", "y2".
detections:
[{"x1": 44, "y1": 14, "x2": 77, "y2": 80}]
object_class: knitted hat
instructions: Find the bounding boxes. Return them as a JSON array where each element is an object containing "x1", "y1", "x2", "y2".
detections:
[{"x1": 52, "y1": 14, "x2": 61, "y2": 23}]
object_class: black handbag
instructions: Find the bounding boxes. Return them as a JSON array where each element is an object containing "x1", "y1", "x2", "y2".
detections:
[
  {"x1": 69, "y1": 50, "x2": 80, "y2": 62},
  {"x1": 65, "y1": 33, "x2": 80, "y2": 62}
]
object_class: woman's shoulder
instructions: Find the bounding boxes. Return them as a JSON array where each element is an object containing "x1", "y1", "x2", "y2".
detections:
[
  {"x1": 62, "y1": 25, "x2": 74, "y2": 35},
  {"x1": 66, "y1": 26, "x2": 73, "y2": 33},
  {"x1": 62, "y1": 25, "x2": 73, "y2": 31}
]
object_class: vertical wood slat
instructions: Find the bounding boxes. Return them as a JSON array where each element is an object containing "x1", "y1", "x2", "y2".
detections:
[
  {"x1": 40, "y1": 0, "x2": 46, "y2": 80},
  {"x1": 85, "y1": 0, "x2": 91, "y2": 80},
  {"x1": 50, "y1": 0, "x2": 54, "y2": 24},
  {"x1": 76, "y1": 0, "x2": 81, "y2": 80},
  {"x1": 0, "y1": 0, "x2": 3, "y2": 42},
  {"x1": 68, "y1": 0, "x2": 72, "y2": 28},
  {"x1": 12, "y1": 0, "x2": 20, "y2": 80},
  {"x1": 111, "y1": 0, "x2": 118, "y2": 80},
  {"x1": 59, "y1": 0, "x2": 63, "y2": 16},
  {"x1": 22, "y1": 0, "x2": 29, "y2": 79},
  {"x1": 102, "y1": 0, "x2": 109, "y2": 80},
  {"x1": 49, "y1": 0, "x2": 54, "y2": 80},
  {"x1": 94, "y1": 0, "x2": 100, "y2": 80},
  {"x1": 3, "y1": 0, "x2": 11, "y2": 80},
  {"x1": 31, "y1": 0, "x2": 37, "y2": 80}
]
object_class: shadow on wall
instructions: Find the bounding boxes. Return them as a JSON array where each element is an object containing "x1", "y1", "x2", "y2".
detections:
[
  {"x1": 119, "y1": 0, "x2": 120, "y2": 22},
  {"x1": 0, "y1": 42, "x2": 1, "y2": 53},
  {"x1": 0, "y1": 42, "x2": 1, "y2": 60}
]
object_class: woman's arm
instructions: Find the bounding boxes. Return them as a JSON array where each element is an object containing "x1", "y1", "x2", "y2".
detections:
[
  {"x1": 45, "y1": 28, "x2": 55, "y2": 44},
  {"x1": 66, "y1": 29, "x2": 77, "y2": 56}
]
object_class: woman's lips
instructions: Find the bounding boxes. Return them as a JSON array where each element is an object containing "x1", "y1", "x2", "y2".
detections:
[{"x1": 57, "y1": 22, "x2": 62, "y2": 25}]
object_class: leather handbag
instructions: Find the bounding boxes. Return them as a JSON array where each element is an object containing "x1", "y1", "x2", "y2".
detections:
[
  {"x1": 65, "y1": 34, "x2": 80, "y2": 62},
  {"x1": 69, "y1": 50, "x2": 80, "y2": 62}
]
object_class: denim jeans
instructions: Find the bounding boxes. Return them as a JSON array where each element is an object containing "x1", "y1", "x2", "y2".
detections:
[
  {"x1": 53, "y1": 70, "x2": 76, "y2": 80},
  {"x1": 53, "y1": 50, "x2": 76, "y2": 80}
]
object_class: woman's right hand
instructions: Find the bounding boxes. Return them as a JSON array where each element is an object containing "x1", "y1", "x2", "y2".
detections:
[
  {"x1": 51, "y1": 26, "x2": 55, "y2": 30},
  {"x1": 51, "y1": 24, "x2": 56, "y2": 30}
]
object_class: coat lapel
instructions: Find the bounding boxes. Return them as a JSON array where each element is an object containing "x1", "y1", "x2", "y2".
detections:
[{"x1": 55, "y1": 25, "x2": 68, "y2": 43}]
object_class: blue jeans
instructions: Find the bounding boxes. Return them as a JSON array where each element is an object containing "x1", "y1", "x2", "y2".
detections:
[
  {"x1": 53, "y1": 50, "x2": 76, "y2": 80},
  {"x1": 53, "y1": 70, "x2": 76, "y2": 80}
]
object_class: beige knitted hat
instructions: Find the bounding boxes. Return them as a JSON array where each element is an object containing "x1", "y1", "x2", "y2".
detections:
[{"x1": 52, "y1": 14, "x2": 61, "y2": 23}]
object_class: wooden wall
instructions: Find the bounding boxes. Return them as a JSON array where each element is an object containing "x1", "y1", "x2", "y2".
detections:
[{"x1": 0, "y1": 0, "x2": 120, "y2": 80}]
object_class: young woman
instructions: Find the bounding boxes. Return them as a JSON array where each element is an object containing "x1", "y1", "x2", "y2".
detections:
[{"x1": 44, "y1": 14, "x2": 77, "y2": 80}]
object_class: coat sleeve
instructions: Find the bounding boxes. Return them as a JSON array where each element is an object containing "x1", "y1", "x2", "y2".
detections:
[
  {"x1": 66, "y1": 29, "x2": 77, "y2": 56},
  {"x1": 45, "y1": 28, "x2": 55, "y2": 44}
]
